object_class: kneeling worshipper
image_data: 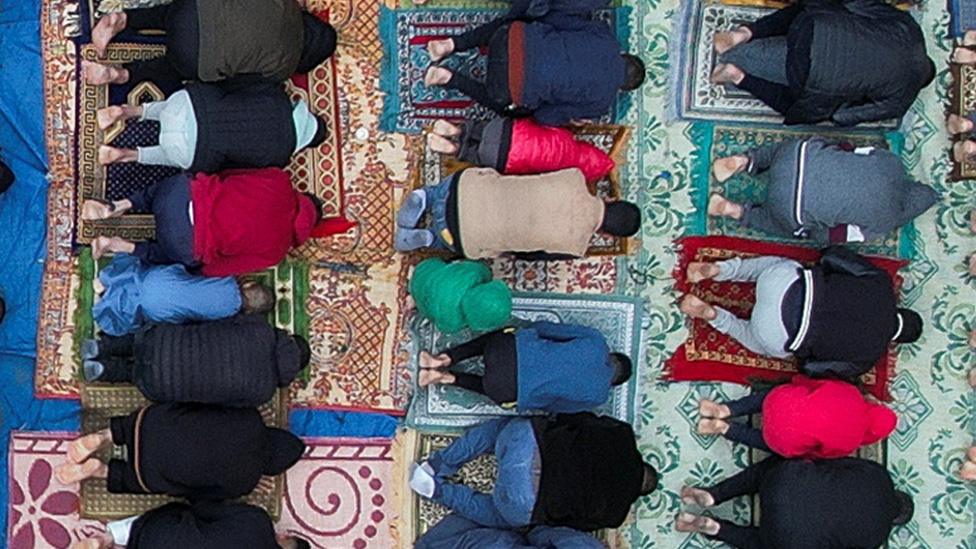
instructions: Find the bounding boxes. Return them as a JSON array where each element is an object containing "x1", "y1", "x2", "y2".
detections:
[
  {"x1": 423, "y1": 0, "x2": 645, "y2": 126},
  {"x1": 81, "y1": 168, "x2": 354, "y2": 275},
  {"x1": 416, "y1": 513, "x2": 602, "y2": 549},
  {"x1": 426, "y1": 118, "x2": 615, "y2": 183},
  {"x1": 409, "y1": 412, "x2": 658, "y2": 531},
  {"x1": 81, "y1": 314, "x2": 310, "y2": 408},
  {"x1": 695, "y1": 375, "x2": 896, "y2": 458},
  {"x1": 708, "y1": 138, "x2": 939, "y2": 243},
  {"x1": 92, "y1": 254, "x2": 274, "y2": 336},
  {"x1": 679, "y1": 246, "x2": 923, "y2": 379},
  {"x1": 676, "y1": 456, "x2": 914, "y2": 549},
  {"x1": 55, "y1": 403, "x2": 305, "y2": 500},
  {"x1": 418, "y1": 321, "x2": 632, "y2": 413},
  {"x1": 409, "y1": 258, "x2": 513, "y2": 335},
  {"x1": 71, "y1": 501, "x2": 311, "y2": 549},
  {"x1": 395, "y1": 167, "x2": 641, "y2": 257},
  {"x1": 710, "y1": 0, "x2": 934, "y2": 125},
  {"x1": 96, "y1": 82, "x2": 328, "y2": 174},
  {"x1": 82, "y1": 0, "x2": 337, "y2": 87}
]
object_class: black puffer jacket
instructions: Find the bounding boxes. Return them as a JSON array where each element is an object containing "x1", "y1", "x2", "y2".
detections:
[
  {"x1": 134, "y1": 314, "x2": 305, "y2": 407},
  {"x1": 784, "y1": 0, "x2": 934, "y2": 126},
  {"x1": 185, "y1": 82, "x2": 296, "y2": 173}
]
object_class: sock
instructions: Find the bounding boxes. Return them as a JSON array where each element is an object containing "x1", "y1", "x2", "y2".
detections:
[
  {"x1": 396, "y1": 190, "x2": 427, "y2": 228},
  {"x1": 395, "y1": 228, "x2": 435, "y2": 252},
  {"x1": 409, "y1": 462, "x2": 436, "y2": 498},
  {"x1": 81, "y1": 339, "x2": 99, "y2": 360},
  {"x1": 83, "y1": 360, "x2": 105, "y2": 382}
]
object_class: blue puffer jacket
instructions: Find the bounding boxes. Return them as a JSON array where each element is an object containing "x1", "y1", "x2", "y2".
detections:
[
  {"x1": 516, "y1": 322, "x2": 615, "y2": 413},
  {"x1": 518, "y1": 15, "x2": 624, "y2": 126}
]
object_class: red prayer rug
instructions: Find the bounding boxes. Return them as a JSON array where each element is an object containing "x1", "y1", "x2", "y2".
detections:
[{"x1": 664, "y1": 236, "x2": 907, "y2": 400}]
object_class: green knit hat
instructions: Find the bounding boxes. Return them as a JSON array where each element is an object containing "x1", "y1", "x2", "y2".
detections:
[{"x1": 409, "y1": 258, "x2": 512, "y2": 333}]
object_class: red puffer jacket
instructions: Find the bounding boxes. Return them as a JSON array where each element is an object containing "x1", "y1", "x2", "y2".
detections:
[{"x1": 504, "y1": 119, "x2": 615, "y2": 183}]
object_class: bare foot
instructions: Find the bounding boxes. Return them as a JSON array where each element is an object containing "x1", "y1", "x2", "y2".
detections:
[
  {"x1": 698, "y1": 399, "x2": 731, "y2": 419},
  {"x1": 71, "y1": 539, "x2": 109, "y2": 549},
  {"x1": 948, "y1": 114, "x2": 975, "y2": 136},
  {"x1": 960, "y1": 460, "x2": 976, "y2": 481},
  {"x1": 710, "y1": 63, "x2": 745, "y2": 85},
  {"x1": 696, "y1": 418, "x2": 730, "y2": 436},
  {"x1": 82, "y1": 61, "x2": 128, "y2": 86},
  {"x1": 675, "y1": 512, "x2": 721, "y2": 536},
  {"x1": 969, "y1": 367, "x2": 976, "y2": 388},
  {"x1": 424, "y1": 66, "x2": 453, "y2": 87},
  {"x1": 432, "y1": 119, "x2": 462, "y2": 137},
  {"x1": 969, "y1": 254, "x2": 976, "y2": 276},
  {"x1": 968, "y1": 446, "x2": 976, "y2": 462},
  {"x1": 91, "y1": 236, "x2": 133, "y2": 259},
  {"x1": 965, "y1": 30, "x2": 976, "y2": 46},
  {"x1": 707, "y1": 194, "x2": 744, "y2": 220},
  {"x1": 680, "y1": 486, "x2": 716, "y2": 508},
  {"x1": 680, "y1": 294, "x2": 718, "y2": 321},
  {"x1": 55, "y1": 459, "x2": 106, "y2": 485},
  {"x1": 67, "y1": 431, "x2": 110, "y2": 464},
  {"x1": 427, "y1": 38, "x2": 455, "y2": 63},
  {"x1": 686, "y1": 262, "x2": 720, "y2": 284},
  {"x1": 98, "y1": 145, "x2": 134, "y2": 166},
  {"x1": 96, "y1": 106, "x2": 125, "y2": 131},
  {"x1": 713, "y1": 27, "x2": 752, "y2": 54},
  {"x1": 81, "y1": 200, "x2": 114, "y2": 221},
  {"x1": 969, "y1": 210, "x2": 976, "y2": 234},
  {"x1": 955, "y1": 141, "x2": 976, "y2": 164},
  {"x1": 419, "y1": 351, "x2": 451, "y2": 370},
  {"x1": 711, "y1": 156, "x2": 749, "y2": 183},
  {"x1": 428, "y1": 134, "x2": 459, "y2": 155},
  {"x1": 92, "y1": 12, "x2": 127, "y2": 57},
  {"x1": 953, "y1": 47, "x2": 976, "y2": 65},
  {"x1": 418, "y1": 368, "x2": 453, "y2": 388}
]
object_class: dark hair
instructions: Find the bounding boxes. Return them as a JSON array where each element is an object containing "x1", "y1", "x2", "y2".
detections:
[
  {"x1": 893, "y1": 308, "x2": 923, "y2": 344},
  {"x1": 0, "y1": 296, "x2": 6, "y2": 325},
  {"x1": 600, "y1": 201, "x2": 642, "y2": 237},
  {"x1": 892, "y1": 490, "x2": 915, "y2": 525},
  {"x1": 296, "y1": 14, "x2": 338, "y2": 73},
  {"x1": 922, "y1": 58, "x2": 936, "y2": 88},
  {"x1": 307, "y1": 115, "x2": 329, "y2": 149},
  {"x1": 293, "y1": 537, "x2": 312, "y2": 549},
  {"x1": 239, "y1": 280, "x2": 275, "y2": 315},
  {"x1": 621, "y1": 54, "x2": 646, "y2": 91},
  {"x1": 303, "y1": 192, "x2": 325, "y2": 224},
  {"x1": 293, "y1": 334, "x2": 312, "y2": 371},
  {"x1": 640, "y1": 463, "x2": 659, "y2": 495},
  {"x1": 609, "y1": 352, "x2": 632, "y2": 386}
]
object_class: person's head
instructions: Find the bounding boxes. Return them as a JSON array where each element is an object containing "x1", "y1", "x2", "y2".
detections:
[
  {"x1": 303, "y1": 192, "x2": 325, "y2": 225},
  {"x1": 609, "y1": 352, "x2": 632, "y2": 386},
  {"x1": 620, "y1": 54, "x2": 646, "y2": 92},
  {"x1": 892, "y1": 308, "x2": 923, "y2": 344},
  {"x1": 240, "y1": 280, "x2": 275, "y2": 315},
  {"x1": 922, "y1": 58, "x2": 937, "y2": 88},
  {"x1": 306, "y1": 115, "x2": 329, "y2": 149},
  {"x1": 277, "y1": 534, "x2": 312, "y2": 549},
  {"x1": 892, "y1": 490, "x2": 915, "y2": 525},
  {"x1": 263, "y1": 427, "x2": 306, "y2": 476},
  {"x1": 640, "y1": 462, "x2": 659, "y2": 496},
  {"x1": 460, "y1": 280, "x2": 513, "y2": 332},
  {"x1": 297, "y1": 14, "x2": 338, "y2": 73},
  {"x1": 600, "y1": 201, "x2": 642, "y2": 237}
]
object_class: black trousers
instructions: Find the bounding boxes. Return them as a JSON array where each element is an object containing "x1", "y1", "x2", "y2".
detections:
[
  {"x1": 107, "y1": 410, "x2": 150, "y2": 494},
  {"x1": 122, "y1": 0, "x2": 200, "y2": 85},
  {"x1": 442, "y1": 330, "x2": 518, "y2": 404},
  {"x1": 704, "y1": 457, "x2": 782, "y2": 549},
  {"x1": 95, "y1": 334, "x2": 138, "y2": 382},
  {"x1": 735, "y1": 4, "x2": 810, "y2": 116},
  {"x1": 457, "y1": 118, "x2": 511, "y2": 172},
  {"x1": 722, "y1": 391, "x2": 771, "y2": 453},
  {"x1": 127, "y1": 173, "x2": 199, "y2": 268},
  {"x1": 446, "y1": 20, "x2": 528, "y2": 117}
]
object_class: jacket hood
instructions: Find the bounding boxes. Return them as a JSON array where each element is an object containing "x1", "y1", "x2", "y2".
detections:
[
  {"x1": 274, "y1": 331, "x2": 307, "y2": 387},
  {"x1": 863, "y1": 404, "x2": 898, "y2": 445},
  {"x1": 263, "y1": 428, "x2": 306, "y2": 475},
  {"x1": 292, "y1": 194, "x2": 320, "y2": 245},
  {"x1": 897, "y1": 180, "x2": 940, "y2": 225}
]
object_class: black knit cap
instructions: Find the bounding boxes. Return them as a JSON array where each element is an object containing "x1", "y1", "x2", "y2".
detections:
[
  {"x1": 600, "y1": 201, "x2": 642, "y2": 237},
  {"x1": 263, "y1": 428, "x2": 306, "y2": 476},
  {"x1": 893, "y1": 308, "x2": 923, "y2": 344},
  {"x1": 293, "y1": 538, "x2": 312, "y2": 549},
  {"x1": 296, "y1": 14, "x2": 337, "y2": 74}
]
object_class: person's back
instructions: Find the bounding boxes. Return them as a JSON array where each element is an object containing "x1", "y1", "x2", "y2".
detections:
[
  {"x1": 139, "y1": 263, "x2": 242, "y2": 323},
  {"x1": 135, "y1": 315, "x2": 306, "y2": 407},
  {"x1": 759, "y1": 458, "x2": 903, "y2": 548},
  {"x1": 128, "y1": 501, "x2": 281, "y2": 549}
]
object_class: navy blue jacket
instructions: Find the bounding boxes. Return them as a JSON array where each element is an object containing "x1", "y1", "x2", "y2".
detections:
[
  {"x1": 519, "y1": 15, "x2": 624, "y2": 126},
  {"x1": 516, "y1": 322, "x2": 615, "y2": 413}
]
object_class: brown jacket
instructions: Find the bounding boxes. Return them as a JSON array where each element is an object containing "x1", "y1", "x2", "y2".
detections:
[
  {"x1": 196, "y1": 0, "x2": 304, "y2": 83},
  {"x1": 456, "y1": 168, "x2": 604, "y2": 259}
]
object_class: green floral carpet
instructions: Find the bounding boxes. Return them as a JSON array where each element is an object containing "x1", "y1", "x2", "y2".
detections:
[{"x1": 623, "y1": 0, "x2": 976, "y2": 546}]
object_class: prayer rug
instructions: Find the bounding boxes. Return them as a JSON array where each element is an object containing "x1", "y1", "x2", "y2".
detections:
[
  {"x1": 277, "y1": 438, "x2": 397, "y2": 548},
  {"x1": 392, "y1": 430, "x2": 620, "y2": 546},
  {"x1": 412, "y1": 124, "x2": 634, "y2": 256},
  {"x1": 949, "y1": 63, "x2": 976, "y2": 180},
  {"x1": 77, "y1": 385, "x2": 287, "y2": 520},
  {"x1": 668, "y1": 0, "x2": 899, "y2": 127},
  {"x1": 405, "y1": 292, "x2": 644, "y2": 431},
  {"x1": 7, "y1": 432, "x2": 106, "y2": 549},
  {"x1": 378, "y1": 6, "x2": 630, "y2": 133},
  {"x1": 33, "y1": 248, "x2": 310, "y2": 398},
  {"x1": 664, "y1": 236, "x2": 907, "y2": 401},
  {"x1": 685, "y1": 122, "x2": 915, "y2": 258}
]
